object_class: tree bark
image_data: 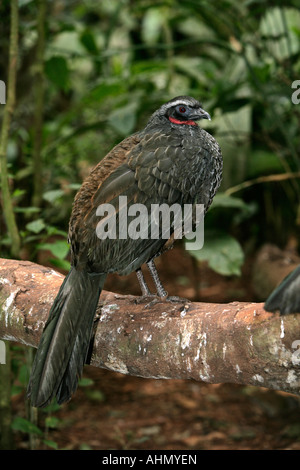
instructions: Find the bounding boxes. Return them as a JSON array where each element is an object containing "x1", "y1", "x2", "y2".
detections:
[{"x1": 1, "y1": 258, "x2": 300, "y2": 396}]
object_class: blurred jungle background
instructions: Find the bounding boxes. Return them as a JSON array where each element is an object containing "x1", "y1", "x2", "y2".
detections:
[{"x1": 1, "y1": 0, "x2": 300, "y2": 450}]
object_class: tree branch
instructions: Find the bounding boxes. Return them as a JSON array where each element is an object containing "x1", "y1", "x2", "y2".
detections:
[{"x1": 0, "y1": 258, "x2": 300, "y2": 396}]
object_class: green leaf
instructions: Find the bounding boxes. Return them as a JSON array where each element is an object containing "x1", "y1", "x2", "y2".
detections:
[
  {"x1": 26, "y1": 219, "x2": 46, "y2": 234},
  {"x1": 260, "y1": 7, "x2": 300, "y2": 60},
  {"x1": 67, "y1": 183, "x2": 81, "y2": 191},
  {"x1": 190, "y1": 231, "x2": 244, "y2": 276},
  {"x1": 45, "y1": 56, "x2": 70, "y2": 91},
  {"x1": 45, "y1": 416, "x2": 60, "y2": 429},
  {"x1": 108, "y1": 102, "x2": 138, "y2": 136},
  {"x1": 12, "y1": 188, "x2": 26, "y2": 198},
  {"x1": 49, "y1": 258, "x2": 71, "y2": 271},
  {"x1": 45, "y1": 227, "x2": 69, "y2": 238},
  {"x1": 19, "y1": 0, "x2": 34, "y2": 6},
  {"x1": 38, "y1": 240, "x2": 70, "y2": 259},
  {"x1": 14, "y1": 206, "x2": 40, "y2": 214},
  {"x1": 251, "y1": 63, "x2": 272, "y2": 84},
  {"x1": 84, "y1": 389, "x2": 106, "y2": 402},
  {"x1": 11, "y1": 417, "x2": 43, "y2": 436},
  {"x1": 246, "y1": 150, "x2": 284, "y2": 178},
  {"x1": 131, "y1": 60, "x2": 167, "y2": 75},
  {"x1": 210, "y1": 193, "x2": 249, "y2": 210},
  {"x1": 11, "y1": 384, "x2": 23, "y2": 397},
  {"x1": 43, "y1": 189, "x2": 65, "y2": 203},
  {"x1": 79, "y1": 443, "x2": 92, "y2": 450},
  {"x1": 79, "y1": 377, "x2": 94, "y2": 387},
  {"x1": 42, "y1": 401, "x2": 61, "y2": 413},
  {"x1": 43, "y1": 439, "x2": 59, "y2": 450},
  {"x1": 142, "y1": 8, "x2": 165, "y2": 44},
  {"x1": 83, "y1": 81, "x2": 125, "y2": 105},
  {"x1": 80, "y1": 30, "x2": 98, "y2": 54}
]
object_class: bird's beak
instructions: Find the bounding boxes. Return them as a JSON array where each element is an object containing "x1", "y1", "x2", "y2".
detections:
[{"x1": 192, "y1": 107, "x2": 211, "y2": 121}]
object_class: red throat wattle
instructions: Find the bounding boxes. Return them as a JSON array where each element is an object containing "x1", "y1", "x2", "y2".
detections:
[{"x1": 169, "y1": 116, "x2": 197, "y2": 126}]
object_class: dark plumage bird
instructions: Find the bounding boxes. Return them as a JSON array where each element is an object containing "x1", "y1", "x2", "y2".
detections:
[
  {"x1": 264, "y1": 265, "x2": 300, "y2": 315},
  {"x1": 27, "y1": 96, "x2": 223, "y2": 407}
]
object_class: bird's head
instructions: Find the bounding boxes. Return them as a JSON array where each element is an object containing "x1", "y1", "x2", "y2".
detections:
[{"x1": 148, "y1": 96, "x2": 211, "y2": 128}]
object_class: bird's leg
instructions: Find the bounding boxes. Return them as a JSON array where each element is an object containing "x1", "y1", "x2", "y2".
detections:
[
  {"x1": 135, "y1": 263, "x2": 167, "y2": 308},
  {"x1": 135, "y1": 268, "x2": 152, "y2": 296},
  {"x1": 135, "y1": 268, "x2": 161, "y2": 307},
  {"x1": 134, "y1": 260, "x2": 166, "y2": 308},
  {"x1": 135, "y1": 261, "x2": 189, "y2": 307},
  {"x1": 146, "y1": 259, "x2": 168, "y2": 298},
  {"x1": 147, "y1": 259, "x2": 191, "y2": 305}
]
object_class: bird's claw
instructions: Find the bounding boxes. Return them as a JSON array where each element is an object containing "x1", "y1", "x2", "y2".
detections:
[
  {"x1": 165, "y1": 295, "x2": 191, "y2": 304},
  {"x1": 134, "y1": 294, "x2": 190, "y2": 309}
]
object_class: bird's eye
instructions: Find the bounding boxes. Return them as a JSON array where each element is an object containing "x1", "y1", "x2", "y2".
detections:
[{"x1": 179, "y1": 106, "x2": 186, "y2": 114}]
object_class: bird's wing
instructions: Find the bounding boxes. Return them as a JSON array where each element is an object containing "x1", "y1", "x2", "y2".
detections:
[{"x1": 69, "y1": 130, "x2": 218, "y2": 275}]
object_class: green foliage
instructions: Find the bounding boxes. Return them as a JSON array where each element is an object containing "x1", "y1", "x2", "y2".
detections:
[
  {"x1": 11, "y1": 416, "x2": 59, "y2": 449},
  {"x1": 45, "y1": 56, "x2": 70, "y2": 91},
  {"x1": 11, "y1": 416, "x2": 43, "y2": 436},
  {"x1": 192, "y1": 230, "x2": 245, "y2": 276},
  {"x1": 210, "y1": 194, "x2": 249, "y2": 211},
  {"x1": 186, "y1": 192, "x2": 255, "y2": 276},
  {"x1": 26, "y1": 219, "x2": 46, "y2": 234},
  {"x1": 246, "y1": 151, "x2": 286, "y2": 178},
  {"x1": 37, "y1": 240, "x2": 70, "y2": 260}
]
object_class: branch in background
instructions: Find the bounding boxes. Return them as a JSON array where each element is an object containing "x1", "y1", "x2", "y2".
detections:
[
  {"x1": 225, "y1": 171, "x2": 300, "y2": 196},
  {"x1": 1, "y1": 258, "x2": 300, "y2": 397},
  {"x1": 0, "y1": 0, "x2": 20, "y2": 258},
  {"x1": 226, "y1": 171, "x2": 300, "y2": 225},
  {"x1": 32, "y1": 0, "x2": 47, "y2": 209}
]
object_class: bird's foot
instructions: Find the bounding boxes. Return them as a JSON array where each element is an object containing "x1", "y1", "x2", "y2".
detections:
[
  {"x1": 165, "y1": 295, "x2": 191, "y2": 304},
  {"x1": 134, "y1": 294, "x2": 162, "y2": 308},
  {"x1": 134, "y1": 294, "x2": 190, "y2": 309}
]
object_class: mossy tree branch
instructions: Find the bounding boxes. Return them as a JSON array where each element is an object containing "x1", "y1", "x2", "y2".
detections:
[{"x1": 1, "y1": 258, "x2": 300, "y2": 398}]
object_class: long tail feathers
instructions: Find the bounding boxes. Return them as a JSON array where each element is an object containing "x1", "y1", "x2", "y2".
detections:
[{"x1": 27, "y1": 268, "x2": 106, "y2": 408}]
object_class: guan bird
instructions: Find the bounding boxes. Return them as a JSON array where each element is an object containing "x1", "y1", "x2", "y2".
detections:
[{"x1": 27, "y1": 96, "x2": 223, "y2": 407}]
